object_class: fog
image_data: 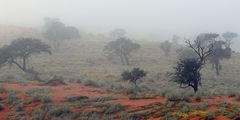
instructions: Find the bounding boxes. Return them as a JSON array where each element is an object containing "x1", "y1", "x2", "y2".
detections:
[{"x1": 1, "y1": 0, "x2": 240, "y2": 49}]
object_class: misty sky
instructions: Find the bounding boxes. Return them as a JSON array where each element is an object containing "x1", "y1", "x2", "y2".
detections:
[{"x1": 1, "y1": 0, "x2": 240, "y2": 47}]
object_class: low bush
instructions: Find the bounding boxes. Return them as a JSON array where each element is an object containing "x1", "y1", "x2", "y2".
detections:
[
  {"x1": 82, "y1": 79, "x2": 104, "y2": 87},
  {"x1": 15, "y1": 103, "x2": 24, "y2": 112},
  {"x1": 166, "y1": 92, "x2": 182, "y2": 102},
  {"x1": 205, "y1": 112, "x2": 216, "y2": 120},
  {"x1": 48, "y1": 106, "x2": 73, "y2": 118},
  {"x1": 7, "y1": 90, "x2": 19, "y2": 104},
  {"x1": 198, "y1": 102, "x2": 209, "y2": 110}
]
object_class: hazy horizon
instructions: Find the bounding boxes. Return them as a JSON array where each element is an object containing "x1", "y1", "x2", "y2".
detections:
[{"x1": 1, "y1": 0, "x2": 240, "y2": 50}]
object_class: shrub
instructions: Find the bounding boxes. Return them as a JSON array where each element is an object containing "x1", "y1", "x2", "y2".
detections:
[
  {"x1": 121, "y1": 68, "x2": 147, "y2": 85},
  {"x1": 217, "y1": 109, "x2": 235, "y2": 118},
  {"x1": 82, "y1": 79, "x2": 104, "y2": 87},
  {"x1": 0, "y1": 86, "x2": 6, "y2": 93},
  {"x1": 25, "y1": 94, "x2": 52, "y2": 104},
  {"x1": 25, "y1": 88, "x2": 47, "y2": 96},
  {"x1": 166, "y1": 92, "x2": 182, "y2": 102},
  {"x1": 86, "y1": 97, "x2": 116, "y2": 103},
  {"x1": 103, "y1": 104, "x2": 125, "y2": 114},
  {"x1": 41, "y1": 103, "x2": 53, "y2": 111},
  {"x1": 48, "y1": 106, "x2": 73, "y2": 118},
  {"x1": 165, "y1": 101, "x2": 177, "y2": 107},
  {"x1": 15, "y1": 103, "x2": 24, "y2": 112},
  {"x1": 67, "y1": 96, "x2": 89, "y2": 102},
  {"x1": 198, "y1": 102, "x2": 209, "y2": 110},
  {"x1": 205, "y1": 112, "x2": 216, "y2": 120},
  {"x1": 7, "y1": 90, "x2": 19, "y2": 104},
  {"x1": 29, "y1": 109, "x2": 44, "y2": 120}
]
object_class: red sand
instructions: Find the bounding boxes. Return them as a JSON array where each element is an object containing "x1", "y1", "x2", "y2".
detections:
[
  {"x1": 0, "y1": 104, "x2": 10, "y2": 120},
  {"x1": 0, "y1": 82, "x2": 240, "y2": 120}
]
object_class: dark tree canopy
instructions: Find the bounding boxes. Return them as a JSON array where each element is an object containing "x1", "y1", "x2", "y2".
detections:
[
  {"x1": 172, "y1": 33, "x2": 214, "y2": 92},
  {"x1": 104, "y1": 37, "x2": 140, "y2": 65},
  {"x1": 222, "y1": 32, "x2": 238, "y2": 48},
  {"x1": 208, "y1": 40, "x2": 232, "y2": 75},
  {"x1": 109, "y1": 29, "x2": 126, "y2": 39},
  {"x1": 160, "y1": 40, "x2": 172, "y2": 56},
  {"x1": 173, "y1": 59, "x2": 201, "y2": 92},
  {"x1": 43, "y1": 17, "x2": 80, "y2": 51},
  {"x1": 122, "y1": 68, "x2": 147, "y2": 85},
  {"x1": 0, "y1": 38, "x2": 51, "y2": 73}
]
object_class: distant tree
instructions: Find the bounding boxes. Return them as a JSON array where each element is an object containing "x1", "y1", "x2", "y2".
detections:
[
  {"x1": 172, "y1": 35, "x2": 180, "y2": 44},
  {"x1": 122, "y1": 68, "x2": 147, "y2": 85},
  {"x1": 172, "y1": 33, "x2": 214, "y2": 92},
  {"x1": 208, "y1": 40, "x2": 232, "y2": 75},
  {"x1": 104, "y1": 37, "x2": 140, "y2": 65},
  {"x1": 222, "y1": 32, "x2": 238, "y2": 48},
  {"x1": 160, "y1": 41, "x2": 172, "y2": 56},
  {"x1": 43, "y1": 17, "x2": 80, "y2": 51},
  {"x1": 109, "y1": 29, "x2": 126, "y2": 39},
  {"x1": 0, "y1": 38, "x2": 51, "y2": 73}
]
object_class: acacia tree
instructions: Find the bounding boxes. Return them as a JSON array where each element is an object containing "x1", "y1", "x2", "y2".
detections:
[
  {"x1": 0, "y1": 38, "x2": 51, "y2": 73},
  {"x1": 208, "y1": 40, "x2": 232, "y2": 75},
  {"x1": 222, "y1": 32, "x2": 238, "y2": 48},
  {"x1": 121, "y1": 68, "x2": 147, "y2": 85},
  {"x1": 160, "y1": 40, "x2": 172, "y2": 56},
  {"x1": 109, "y1": 29, "x2": 126, "y2": 39},
  {"x1": 43, "y1": 18, "x2": 80, "y2": 51},
  {"x1": 172, "y1": 33, "x2": 214, "y2": 92},
  {"x1": 104, "y1": 37, "x2": 140, "y2": 65}
]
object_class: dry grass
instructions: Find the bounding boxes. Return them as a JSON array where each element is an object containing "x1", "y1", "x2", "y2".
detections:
[{"x1": 0, "y1": 25, "x2": 240, "y2": 96}]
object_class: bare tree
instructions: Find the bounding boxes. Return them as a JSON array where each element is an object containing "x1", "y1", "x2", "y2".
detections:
[
  {"x1": 172, "y1": 33, "x2": 214, "y2": 92},
  {"x1": 0, "y1": 38, "x2": 51, "y2": 73},
  {"x1": 104, "y1": 37, "x2": 140, "y2": 65}
]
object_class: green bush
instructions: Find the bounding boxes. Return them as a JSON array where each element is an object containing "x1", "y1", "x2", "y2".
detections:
[
  {"x1": 166, "y1": 92, "x2": 182, "y2": 101},
  {"x1": 205, "y1": 112, "x2": 215, "y2": 120},
  {"x1": 29, "y1": 109, "x2": 44, "y2": 120},
  {"x1": 48, "y1": 106, "x2": 73, "y2": 118},
  {"x1": 0, "y1": 86, "x2": 6, "y2": 93},
  {"x1": 15, "y1": 103, "x2": 24, "y2": 112},
  {"x1": 7, "y1": 90, "x2": 19, "y2": 104},
  {"x1": 165, "y1": 101, "x2": 177, "y2": 107},
  {"x1": 82, "y1": 79, "x2": 104, "y2": 87},
  {"x1": 198, "y1": 102, "x2": 209, "y2": 110}
]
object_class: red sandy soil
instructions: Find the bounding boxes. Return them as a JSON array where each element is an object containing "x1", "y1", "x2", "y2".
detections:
[
  {"x1": 111, "y1": 96, "x2": 165, "y2": 107},
  {"x1": 0, "y1": 81, "x2": 240, "y2": 120},
  {"x1": 205, "y1": 96, "x2": 240, "y2": 103},
  {"x1": 0, "y1": 104, "x2": 10, "y2": 120}
]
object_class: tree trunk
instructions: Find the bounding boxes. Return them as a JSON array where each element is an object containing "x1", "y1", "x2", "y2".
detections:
[
  {"x1": 211, "y1": 63, "x2": 215, "y2": 70},
  {"x1": 12, "y1": 60, "x2": 26, "y2": 72},
  {"x1": 123, "y1": 54, "x2": 130, "y2": 65},
  {"x1": 215, "y1": 60, "x2": 220, "y2": 75},
  {"x1": 193, "y1": 81, "x2": 198, "y2": 93},
  {"x1": 23, "y1": 56, "x2": 27, "y2": 71}
]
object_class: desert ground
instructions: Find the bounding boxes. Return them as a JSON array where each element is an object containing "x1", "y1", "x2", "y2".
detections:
[{"x1": 0, "y1": 25, "x2": 239, "y2": 120}]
